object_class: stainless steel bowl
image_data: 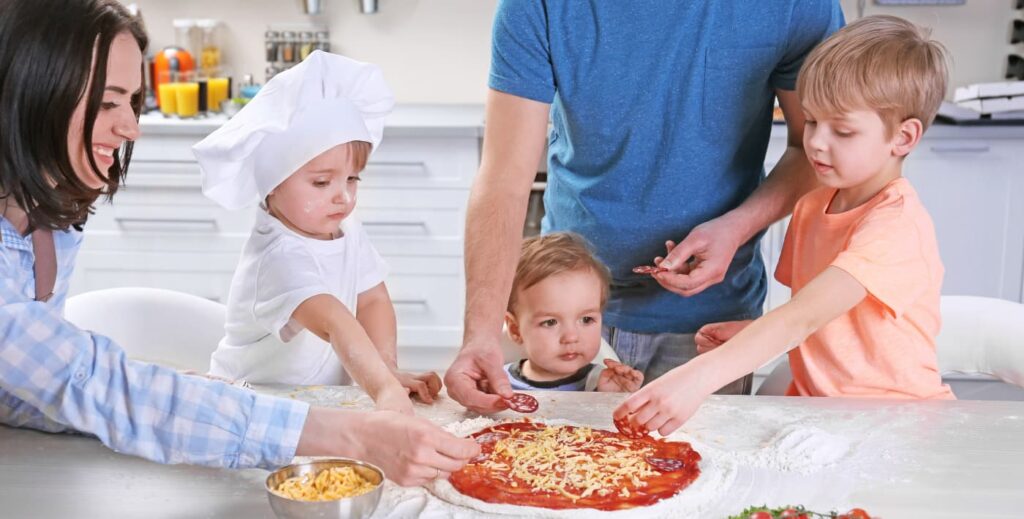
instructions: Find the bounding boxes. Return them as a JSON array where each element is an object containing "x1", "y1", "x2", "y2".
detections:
[{"x1": 265, "y1": 458, "x2": 384, "y2": 519}]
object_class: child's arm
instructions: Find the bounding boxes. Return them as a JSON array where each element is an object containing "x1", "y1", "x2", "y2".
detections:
[
  {"x1": 355, "y1": 283, "x2": 398, "y2": 369},
  {"x1": 356, "y1": 283, "x2": 443, "y2": 403},
  {"x1": 292, "y1": 294, "x2": 413, "y2": 414},
  {"x1": 595, "y1": 359, "x2": 644, "y2": 393},
  {"x1": 613, "y1": 266, "x2": 867, "y2": 435}
]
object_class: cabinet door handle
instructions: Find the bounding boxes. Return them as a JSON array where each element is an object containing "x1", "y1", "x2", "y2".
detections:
[
  {"x1": 114, "y1": 217, "x2": 218, "y2": 232},
  {"x1": 392, "y1": 299, "x2": 429, "y2": 309},
  {"x1": 930, "y1": 144, "x2": 991, "y2": 153},
  {"x1": 362, "y1": 221, "x2": 429, "y2": 235}
]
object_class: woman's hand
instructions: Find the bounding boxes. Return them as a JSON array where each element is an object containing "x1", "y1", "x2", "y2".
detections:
[
  {"x1": 695, "y1": 320, "x2": 753, "y2": 354},
  {"x1": 297, "y1": 408, "x2": 481, "y2": 486},
  {"x1": 595, "y1": 359, "x2": 644, "y2": 393},
  {"x1": 393, "y1": 370, "x2": 443, "y2": 404}
]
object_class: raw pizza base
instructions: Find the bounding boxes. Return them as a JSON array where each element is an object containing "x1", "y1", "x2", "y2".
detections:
[{"x1": 427, "y1": 417, "x2": 737, "y2": 518}]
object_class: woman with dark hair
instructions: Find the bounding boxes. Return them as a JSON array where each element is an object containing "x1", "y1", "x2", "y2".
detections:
[{"x1": 0, "y1": 0, "x2": 476, "y2": 485}]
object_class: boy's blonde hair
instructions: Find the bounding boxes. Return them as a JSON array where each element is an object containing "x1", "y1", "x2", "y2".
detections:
[
  {"x1": 507, "y1": 232, "x2": 611, "y2": 314},
  {"x1": 345, "y1": 140, "x2": 372, "y2": 173},
  {"x1": 797, "y1": 15, "x2": 949, "y2": 136}
]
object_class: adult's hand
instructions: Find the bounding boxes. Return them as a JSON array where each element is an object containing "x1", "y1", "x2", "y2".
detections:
[
  {"x1": 650, "y1": 215, "x2": 745, "y2": 297},
  {"x1": 297, "y1": 408, "x2": 480, "y2": 487},
  {"x1": 443, "y1": 340, "x2": 513, "y2": 414}
]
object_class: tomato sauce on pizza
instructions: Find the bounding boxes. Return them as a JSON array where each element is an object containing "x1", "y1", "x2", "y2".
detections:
[{"x1": 449, "y1": 420, "x2": 701, "y2": 511}]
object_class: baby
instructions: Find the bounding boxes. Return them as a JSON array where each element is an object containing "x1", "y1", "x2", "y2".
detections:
[
  {"x1": 504, "y1": 232, "x2": 643, "y2": 392},
  {"x1": 194, "y1": 51, "x2": 438, "y2": 413}
]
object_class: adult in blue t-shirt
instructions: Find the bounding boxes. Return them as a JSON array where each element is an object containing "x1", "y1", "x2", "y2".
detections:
[{"x1": 446, "y1": 0, "x2": 844, "y2": 413}]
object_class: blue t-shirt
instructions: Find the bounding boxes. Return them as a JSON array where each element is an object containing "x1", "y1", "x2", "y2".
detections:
[{"x1": 490, "y1": 0, "x2": 844, "y2": 333}]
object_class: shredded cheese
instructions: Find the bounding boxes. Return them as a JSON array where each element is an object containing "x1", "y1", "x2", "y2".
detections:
[
  {"x1": 482, "y1": 424, "x2": 657, "y2": 502},
  {"x1": 274, "y1": 466, "x2": 375, "y2": 501}
]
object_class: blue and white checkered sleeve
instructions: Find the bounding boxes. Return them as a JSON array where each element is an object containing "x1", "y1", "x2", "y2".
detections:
[{"x1": 0, "y1": 276, "x2": 310, "y2": 469}]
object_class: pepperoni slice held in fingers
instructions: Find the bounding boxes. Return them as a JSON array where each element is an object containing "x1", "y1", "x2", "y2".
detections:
[
  {"x1": 646, "y1": 456, "x2": 685, "y2": 472},
  {"x1": 632, "y1": 265, "x2": 669, "y2": 276},
  {"x1": 613, "y1": 415, "x2": 650, "y2": 439},
  {"x1": 504, "y1": 392, "x2": 539, "y2": 413}
]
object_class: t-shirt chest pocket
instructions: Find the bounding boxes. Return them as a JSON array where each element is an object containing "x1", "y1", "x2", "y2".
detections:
[{"x1": 701, "y1": 46, "x2": 777, "y2": 133}]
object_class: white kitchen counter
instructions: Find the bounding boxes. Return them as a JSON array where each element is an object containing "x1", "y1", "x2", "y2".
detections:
[{"x1": 2, "y1": 387, "x2": 1022, "y2": 518}]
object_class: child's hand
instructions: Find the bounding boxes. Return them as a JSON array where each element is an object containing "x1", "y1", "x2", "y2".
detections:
[
  {"x1": 393, "y1": 370, "x2": 443, "y2": 404},
  {"x1": 595, "y1": 359, "x2": 644, "y2": 393},
  {"x1": 695, "y1": 319, "x2": 752, "y2": 354},
  {"x1": 612, "y1": 363, "x2": 709, "y2": 436},
  {"x1": 374, "y1": 385, "x2": 416, "y2": 415}
]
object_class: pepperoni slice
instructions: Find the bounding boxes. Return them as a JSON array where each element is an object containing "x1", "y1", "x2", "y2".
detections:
[
  {"x1": 613, "y1": 415, "x2": 650, "y2": 439},
  {"x1": 646, "y1": 456, "x2": 685, "y2": 472},
  {"x1": 504, "y1": 392, "x2": 539, "y2": 413},
  {"x1": 473, "y1": 431, "x2": 509, "y2": 444},
  {"x1": 632, "y1": 265, "x2": 669, "y2": 275}
]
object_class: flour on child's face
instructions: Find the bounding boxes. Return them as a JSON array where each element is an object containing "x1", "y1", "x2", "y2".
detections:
[
  {"x1": 267, "y1": 143, "x2": 362, "y2": 240},
  {"x1": 507, "y1": 268, "x2": 604, "y2": 380}
]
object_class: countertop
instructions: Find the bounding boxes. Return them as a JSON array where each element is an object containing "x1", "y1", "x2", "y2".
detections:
[
  {"x1": 140, "y1": 103, "x2": 485, "y2": 138},
  {"x1": 2, "y1": 387, "x2": 1023, "y2": 518},
  {"x1": 139, "y1": 103, "x2": 1024, "y2": 140}
]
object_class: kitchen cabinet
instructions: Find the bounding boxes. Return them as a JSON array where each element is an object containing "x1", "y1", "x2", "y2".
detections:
[
  {"x1": 70, "y1": 106, "x2": 484, "y2": 373},
  {"x1": 760, "y1": 124, "x2": 1024, "y2": 310}
]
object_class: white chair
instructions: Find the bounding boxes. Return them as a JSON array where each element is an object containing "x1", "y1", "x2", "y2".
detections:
[
  {"x1": 756, "y1": 295, "x2": 1024, "y2": 400},
  {"x1": 64, "y1": 287, "x2": 226, "y2": 372},
  {"x1": 499, "y1": 325, "x2": 621, "y2": 390}
]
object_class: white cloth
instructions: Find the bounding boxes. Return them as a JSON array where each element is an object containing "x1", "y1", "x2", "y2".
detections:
[
  {"x1": 210, "y1": 210, "x2": 388, "y2": 385},
  {"x1": 193, "y1": 50, "x2": 394, "y2": 210}
]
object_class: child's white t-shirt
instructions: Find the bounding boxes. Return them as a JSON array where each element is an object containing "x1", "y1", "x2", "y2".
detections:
[{"x1": 210, "y1": 209, "x2": 388, "y2": 385}]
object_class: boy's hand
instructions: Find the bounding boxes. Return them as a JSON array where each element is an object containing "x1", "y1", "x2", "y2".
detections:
[
  {"x1": 612, "y1": 363, "x2": 710, "y2": 436},
  {"x1": 695, "y1": 320, "x2": 752, "y2": 354},
  {"x1": 393, "y1": 370, "x2": 443, "y2": 404},
  {"x1": 595, "y1": 359, "x2": 644, "y2": 393},
  {"x1": 373, "y1": 385, "x2": 416, "y2": 415}
]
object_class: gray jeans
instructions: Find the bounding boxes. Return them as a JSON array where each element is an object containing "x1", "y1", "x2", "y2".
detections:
[{"x1": 603, "y1": 326, "x2": 753, "y2": 395}]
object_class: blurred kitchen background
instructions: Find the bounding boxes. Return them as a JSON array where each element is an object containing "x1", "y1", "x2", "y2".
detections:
[
  {"x1": 128, "y1": 0, "x2": 1017, "y2": 104},
  {"x1": 95, "y1": 0, "x2": 1024, "y2": 391}
]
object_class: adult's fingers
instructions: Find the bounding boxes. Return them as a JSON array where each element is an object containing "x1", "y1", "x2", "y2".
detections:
[
  {"x1": 659, "y1": 236, "x2": 700, "y2": 272},
  {"x1": 613, "y1": 391, "x2": 648, "y2": 419},
  {"x1": 432, "y1": 432, "x2": 481, "y2": 462},
  {"x1": 482, "y1": 357, "x2": 514, "y2": 399},
  {"x1": 410, "y1": 380, "x2": 433, "y2": 403}
]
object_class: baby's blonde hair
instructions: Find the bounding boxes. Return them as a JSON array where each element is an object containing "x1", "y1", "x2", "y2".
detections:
[
  {"x1": 507, "y1": 232, "x2": 611, "y2": 314},
  {"x1": 797, "y1": 15, "x2": 949, "y2": 137}
]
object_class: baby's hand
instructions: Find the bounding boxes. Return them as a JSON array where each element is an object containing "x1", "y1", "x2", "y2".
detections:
[
  {"x1": 374, "y1": 385, "x2": 415, "y2": 415},
  {"x1": 393, "y1": 370, "x2": 443, "y2": 404},
  {"x1": 595, "y1": 359, "x2": 644, "y2": 393},
  {"x1": 695, "y1": 319, "x2": 752, "y2": 354}
]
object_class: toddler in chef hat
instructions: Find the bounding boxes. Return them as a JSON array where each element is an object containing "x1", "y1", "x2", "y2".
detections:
[{"x1": 193, "y1": 50, "x2": 440, "y2": 413}]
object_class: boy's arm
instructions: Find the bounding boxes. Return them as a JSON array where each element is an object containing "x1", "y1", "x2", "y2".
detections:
[
  {"x1": 292, "y1": 294, "x2": 411, "y2": 413},
  {"x1": 355, "y1": 282, "x2": 398, "y2": 369},
  {"x1": 615, "y1": 266, "x2": 867, "y2": 435}
]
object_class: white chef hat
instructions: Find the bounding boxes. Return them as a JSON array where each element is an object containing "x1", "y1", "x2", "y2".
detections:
[{"x1": 193, "y1": 50, "x2": 394, "y2": 210}]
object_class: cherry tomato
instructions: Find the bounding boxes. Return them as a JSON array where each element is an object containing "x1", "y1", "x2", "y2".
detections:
[
  {"x1": 748, "y1": 512, "x2": 773, "y2": 519},
  {"x1": 780, "y1": 509, "x2": 807, "y2": 519},
  {"x1": 846, "y1": 509, "x2": 871, "y2": 519}
]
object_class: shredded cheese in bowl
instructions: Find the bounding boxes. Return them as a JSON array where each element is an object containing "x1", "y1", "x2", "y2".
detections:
[{"x1": 274, "y1": 466, "x2": 376, "y2": 501}]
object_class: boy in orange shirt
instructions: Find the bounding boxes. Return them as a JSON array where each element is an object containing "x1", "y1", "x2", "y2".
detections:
[{"x1": 615, "y1": 15, "x2": 955, "y2": 436}]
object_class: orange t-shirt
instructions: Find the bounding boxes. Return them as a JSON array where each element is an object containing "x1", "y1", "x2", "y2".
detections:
[{"x1": 776, "y1": 178, "x2": 954, "y2": 399}]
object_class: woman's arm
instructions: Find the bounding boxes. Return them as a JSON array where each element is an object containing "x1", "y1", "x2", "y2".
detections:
[{"x1": 615, "y1": 266, "x2": 867, "y2": 435}]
